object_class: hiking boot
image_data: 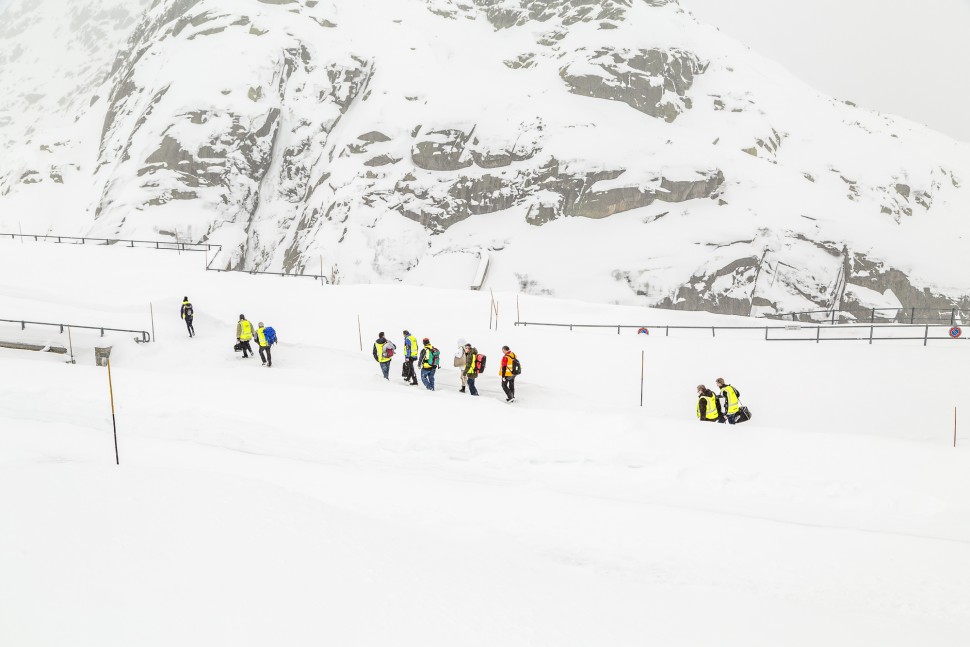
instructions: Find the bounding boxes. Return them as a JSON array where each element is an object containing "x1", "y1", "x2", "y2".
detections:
[{"x1": 459, "y1": 387, "x2": 465, "y2": 393}]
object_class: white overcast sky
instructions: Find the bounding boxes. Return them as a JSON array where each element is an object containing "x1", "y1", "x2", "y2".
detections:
[{"x1": 681, "y1": 0, "x2": 970, "y2": 142}]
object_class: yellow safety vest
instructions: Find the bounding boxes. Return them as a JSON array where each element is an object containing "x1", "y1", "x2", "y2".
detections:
[
  {"x1": 422, "y1": 344, "x2": 436, "y2": 369},
  {"x1": 256, "y1": 327, "x2": 268, "y2": 347},
  {"x1": 721, "y1": 385, "x2": 740, "y2": 414},
  {"x1": 406, "y1": 335, "x2": 419, "y2": 358},
  {"x1": 239, "y1": 320, "x2": 253, "y2": 341},
  {"x1": 375, "y1": 342, "x2": 392, "y2": 363},
  {"x1": 697, "y1": 395, "x2": 719, "y2": 420}
]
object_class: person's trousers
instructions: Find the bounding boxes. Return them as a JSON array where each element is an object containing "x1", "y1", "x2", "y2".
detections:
[
  {"x1": 459, "y1": 373, "x2": 467, "y2": 388},
  {"x1": 725, "y1": 412, "x2": 738, "y2": 425},
  {"x1": 185, "y1": 318, "x2": 194, "y2": 337},
  {"x1": 259, "y1": 344, "x2": 272, "y2": 366},
  {"x1": 501, "y1": 376, "x2": 515, "y2": 400},
  {"x1": 467, "y1": 377, "x2": 478, "y2": 396},
  {"x1": 405, "y1": 358, "x2": 418, "y2": 384},
  {"x1": 380, "y1": 361, "x2": 390, "y2": 380},
  {"x1": 240, "y1": 340, "x2": 253, "y2": 357},
  {"x1": 421, "y1": 367, "x2": 436, "y2": 390}
]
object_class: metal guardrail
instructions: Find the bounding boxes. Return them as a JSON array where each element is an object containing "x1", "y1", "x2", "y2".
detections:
[
  {"x1": 3, "y1": 232, "x2": 218, "y2": 252},
  {"x1": 2, "y1": 232, "x2": 334, "y2": 284},
  {"x1": 0, "y1": 317, "x2": 151, "y2": 343},
  {"x1": 764, "y1": 306, "x2": 968, "y2": 326},
  {"x1": 513, "y1": 321, "x2": 966, "y2": 346}
]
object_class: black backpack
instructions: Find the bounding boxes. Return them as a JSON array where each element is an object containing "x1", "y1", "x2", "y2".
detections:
[{"x1": 511, "y1": 357, "x2": 522, "y2": 375}]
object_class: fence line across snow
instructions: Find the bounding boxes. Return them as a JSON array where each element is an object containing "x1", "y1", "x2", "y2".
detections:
[{"x1": 513, "y1": 321, "x2": 967, "y2": 346}]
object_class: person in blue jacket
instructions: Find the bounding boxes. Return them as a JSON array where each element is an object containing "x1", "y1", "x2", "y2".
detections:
[{"x1": 402, "y1": 330, "x2": 419, "y2": 386}]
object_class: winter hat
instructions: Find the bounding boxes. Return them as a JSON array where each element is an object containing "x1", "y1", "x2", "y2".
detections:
[
  {"x1": 423, "y1": 338, "x2": 430, "y2": 344},
  {"x1": 183, "y1": 296, "x2": 189, "y2": 301},
  {"x1": 258, "y1": 322, "x2": 264, "y2": 327},
  {"x1": 239, "y1": 314, "x2": 245, "y2": 319},
  {"x1": 456, "y1": 338, "x2": 466, "y2": 348}
]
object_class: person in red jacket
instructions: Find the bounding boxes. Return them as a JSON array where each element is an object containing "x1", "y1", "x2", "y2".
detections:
[{"x1": 499, "y1": 346, "x2": 517, "y2": 402}]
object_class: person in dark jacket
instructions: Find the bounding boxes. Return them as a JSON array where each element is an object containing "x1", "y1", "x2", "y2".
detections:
[
  {"x1": 499, "y1": 346, "x2": 517, "y2": 402},
  {"x1": 463, "y1": 343, "x2": 479, "y2": 396},
  {"x1": 696, "y1": 385, "x2": 723, "y2": 422},
  {"x1": 715, "y1": 377, "x2": 742, "y2": 424},
  {"x1": 402, "y1": 330, "x2": 419, "y2": 386},
  {"x1": 180, "y1": 297, "x2": 195, "y2": 337},
  {"x1": 373, "y1": 332, "x2": 393, "y2": 380}
]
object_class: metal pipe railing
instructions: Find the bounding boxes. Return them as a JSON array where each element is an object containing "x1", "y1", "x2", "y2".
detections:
[
  {"x1": 513, "y1": 321, "x2": 965, "y2": 346},
  {"x1": 0, "y1": 317, "x2": 151, "y2": 343}
]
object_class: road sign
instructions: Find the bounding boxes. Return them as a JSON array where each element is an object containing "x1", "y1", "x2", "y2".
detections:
[
  {"x1": 637, "y1": 327, "x2": 649, "y2": 335},
  {"x1": 950, "y1": 326, "x2": 962, "y2": 338}
]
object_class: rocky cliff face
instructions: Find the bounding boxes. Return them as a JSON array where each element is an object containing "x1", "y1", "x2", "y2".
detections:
[{"x1": 1, "y1": 0, "x2": 969, "y2": 315}]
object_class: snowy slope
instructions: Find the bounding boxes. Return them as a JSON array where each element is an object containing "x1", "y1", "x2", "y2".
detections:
[
  {"x1": 2, "y1": 239, "x2": 970, "y2": 646},
  {"x1": 1, "y1": 0, "x2": 969, "y2": 316}
]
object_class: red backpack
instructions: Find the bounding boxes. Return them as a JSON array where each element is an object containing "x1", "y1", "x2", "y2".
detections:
[{"x1": 475, "y1": 354, "x2": 486, "y2": 373}]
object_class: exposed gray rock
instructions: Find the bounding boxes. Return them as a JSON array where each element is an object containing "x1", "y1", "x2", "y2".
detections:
[
  {"x1": 561, "y1": 47, "x2": 706, "y2": 121},
  {"x1": 411, "y1": 128, "x2": 475, "y2": 171}
]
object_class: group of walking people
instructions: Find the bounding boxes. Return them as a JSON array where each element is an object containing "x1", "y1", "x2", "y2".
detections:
[
  {"x1": 179, "y1": 298, "x2": 278, "y2": 367},
  {"x1": 374, "y1": 331, "x2": 520, "y2": 402},
  {"x1": 235, "y1": 314, "x2": 278, "y2": 367},
  {"x1": 696, "y1": 378, "x2": 746, "y2": 424}
]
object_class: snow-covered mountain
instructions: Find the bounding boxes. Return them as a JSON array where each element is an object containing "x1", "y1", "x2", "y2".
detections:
[{"x1": 2, "y1": 0, "x2": 969, "y2": 316}]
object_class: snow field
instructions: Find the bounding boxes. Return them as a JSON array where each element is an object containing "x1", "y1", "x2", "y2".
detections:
[{"x1": 1, "y1": 239, "x2": 970, "y2": 645}]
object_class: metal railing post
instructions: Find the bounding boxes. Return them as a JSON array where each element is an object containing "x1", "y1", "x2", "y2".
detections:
[
  {"x1": 924, "y1": 325, "x2": 929, "y2": 346},
  {"x1": 910, "y1": 307, "x2": 915, "y2": 324},
  {"x1": 869, "y1": 323, "x2": 874, "y2": 345},
  {"x1": 951, "y1": 309, "x2": 956, "y2": 326},
  {"x1": 816, "y1": 327, "x2": 820, "y2": 343},
  {"x1": 712, "y1": 326, "x2": 715, "y2": 338},
  {"x1": 870, "y1": 308, "x2": 875, "y2": 324}
]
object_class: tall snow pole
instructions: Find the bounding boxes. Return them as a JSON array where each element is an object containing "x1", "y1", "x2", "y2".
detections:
[
  {"x1": 516, "y1": 294, "x2": 521, "y2": 323},
  {"x1": 955, "y1": 407, "x2": 958, "y2": 448},
  {"x1": 67, "y1": 326, "x2": 75, "y2": 365},
  {"x1": 357, "y1": 315, "x2": 363, "y2": 352},
  {"x1": 320, "y1": 256, "x2": 324, "y2": 286},
  {"x1": 150, "y1": 303, "x2": 156, "y2": 343},
  {"x1": 640, "y1": 350, "x2": 645, "y2": 407},
  {"x1": 107, "y1": 359, "x2": 120, "y2": 466}
]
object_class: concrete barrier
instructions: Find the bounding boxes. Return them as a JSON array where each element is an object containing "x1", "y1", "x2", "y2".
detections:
[{"x1": 0, "y1": 340, "x2": 67, "y2": 354}]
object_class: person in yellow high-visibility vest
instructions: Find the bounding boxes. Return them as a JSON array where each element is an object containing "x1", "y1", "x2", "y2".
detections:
[
  {"x1": 402, "y1": 330, "x2": 419, "y2": 386},
  {"x1": 715, "y1": 378, "x2": 742, "y2": 424},
  {"x1": 372, "y1": 331, "x2": 394, "y2": 380},
  {"x1": 696, "y1": 385, "x2": 722, "y2": 422},
  {"x1": 236, "y1": 314, "x2": 254, "y2": 358}
]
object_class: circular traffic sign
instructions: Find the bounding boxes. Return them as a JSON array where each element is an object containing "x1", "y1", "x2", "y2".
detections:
[
  {"x1": 950, "y1": 326, "x2": 962, "y2": 339},
  {"x1": 637, "y1": 327, "x2": 650, "y2": 335}
]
